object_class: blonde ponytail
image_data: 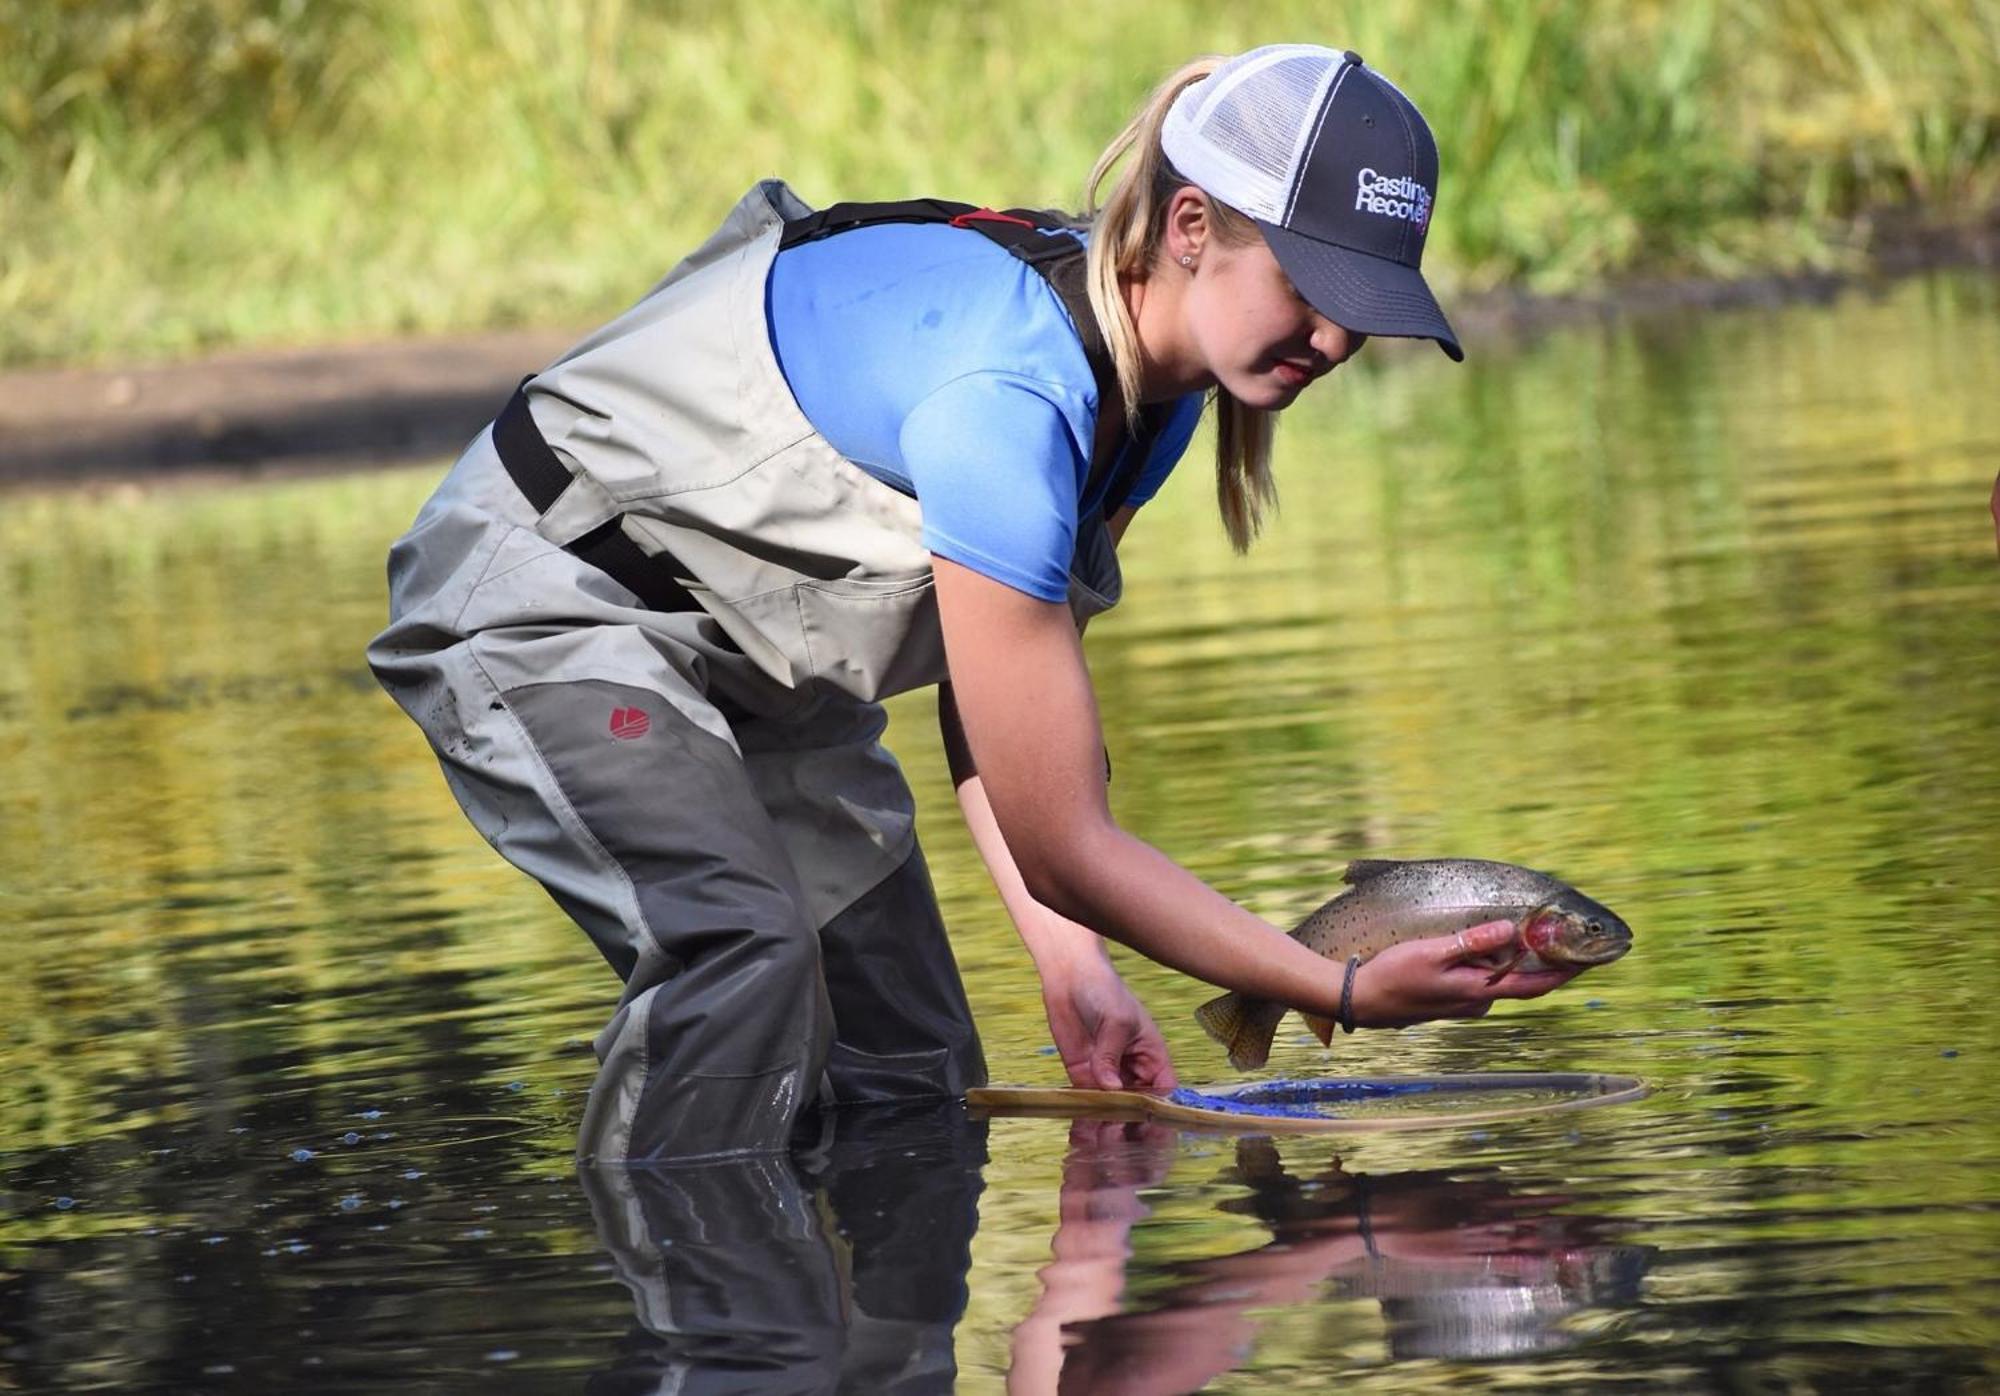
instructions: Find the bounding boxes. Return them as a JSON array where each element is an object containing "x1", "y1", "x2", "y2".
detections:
[{"x1": 1083, "y1": 59, "x2": 1279, "y2": 552}]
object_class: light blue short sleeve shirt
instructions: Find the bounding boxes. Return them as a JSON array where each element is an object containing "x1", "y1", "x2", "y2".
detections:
[{"x1": 766, "y1": 222, "x2": 1203, "y2": 602}]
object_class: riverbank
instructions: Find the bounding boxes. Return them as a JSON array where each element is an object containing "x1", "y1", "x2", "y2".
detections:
[
  {"x1": 0, "y1": 326, "x2": 580, "y2": 487},
  {"x1": 7, "y1": 219, "x2": 1995, "y2": 489},
  {"x1": 8, "y1": 2, "x2": 1996, "y2": 377}
]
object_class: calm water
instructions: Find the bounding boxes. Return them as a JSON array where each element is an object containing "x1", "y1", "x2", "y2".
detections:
[{"x1": 2, "y1": 273, "x2": 1997, "y2": 1392}]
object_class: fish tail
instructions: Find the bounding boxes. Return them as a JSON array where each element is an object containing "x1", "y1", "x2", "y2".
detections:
[{"x1": 1194, "y1": 991, "x2": 1288, "y2": 1071}]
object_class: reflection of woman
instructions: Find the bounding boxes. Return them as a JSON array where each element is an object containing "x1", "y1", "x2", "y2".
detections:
[
  {"x1": 369, "y1": 44, "x2": 1572, "y2": 1165},
  {"x1": 1011, "y1": 1122, "x2": 1653, "y2": 1391},
  {"x1": 579, "y1": 1102, "x2": 988, "y2": 1393}
]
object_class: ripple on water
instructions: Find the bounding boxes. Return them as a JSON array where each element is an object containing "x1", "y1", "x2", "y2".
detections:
[{"x1": 3, "y1": 274, "x2": 2000, "y2": 1389}]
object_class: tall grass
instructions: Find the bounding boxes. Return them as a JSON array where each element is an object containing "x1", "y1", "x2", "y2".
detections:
[{"x1": 1, "y1": 0, "x2": 1994, "y2": 366}]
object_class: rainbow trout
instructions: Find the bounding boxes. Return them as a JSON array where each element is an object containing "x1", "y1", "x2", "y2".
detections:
[{"x1": 1196, "y1": 858, "x2": 1632, "y2": 1070}]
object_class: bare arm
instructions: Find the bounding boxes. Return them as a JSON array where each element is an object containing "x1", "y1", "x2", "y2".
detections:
[
  {"x1": 942, "y1": 686, "x2": 1093, "y2": 965},
  {"x1": 941, "y1": 507, "x2": 1177, "y2": 1090},
  {"x1": 933, "y1": 553, "x2": 1350, "y2": 1019},
  {"x1": 936, "y1": 521, "x2": 1579, "y2": 1029},
  {"x1": 942, "y1": 681, "x2": 1107, "y2": 979}
]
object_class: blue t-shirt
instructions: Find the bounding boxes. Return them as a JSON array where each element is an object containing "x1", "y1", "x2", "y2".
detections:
[{"x1": 766, "y1": 222, "x2": 1204, "y2": 602}]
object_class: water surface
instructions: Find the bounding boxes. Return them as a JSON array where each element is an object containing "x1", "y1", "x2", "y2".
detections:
[{"x1": 2, "y1": 272, "x2": 1996, "y2": 1391}]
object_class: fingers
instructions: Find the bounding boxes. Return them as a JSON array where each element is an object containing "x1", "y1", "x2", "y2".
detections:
[
  {"x1": 1129, "y1": 1040, "x2": 1178, "y2": 1093},
  {"x1": 1450, "y1": 919, "x2": 1517, "y2": 961},
  {"x1": 1080, "y1": 1009, "x2": 1161, "y2": 1091},
  {"x1": 1061, "y1": 1056, "x2": 1101, "y2": 1091},
  {"x1": 1114, "y1": 1017, "x2": 1178, "y2": 1093},
  {"x1": 1353, "y1": 925, "x2": 1594, "y2": 1029},
  {"x1": 1086, "y1": 1038, "x2": 1129, "y2": 1090},
  {"x1": 1482, "y1": 966, "x2": 1585, "y2": 1000}
]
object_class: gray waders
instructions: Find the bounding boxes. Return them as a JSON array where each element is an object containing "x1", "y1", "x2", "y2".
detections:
[
  {"x1": 578, "y1": 1101, "x2": 986, "y2": 1391},
  {"x1": 367, "y1": 181, "x2": 1123, "y2": 1164}
]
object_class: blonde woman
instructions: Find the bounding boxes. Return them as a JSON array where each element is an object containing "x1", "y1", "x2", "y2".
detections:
[{"x1": 368, "y1": 45, "x2": 1575, "y2": 1164}]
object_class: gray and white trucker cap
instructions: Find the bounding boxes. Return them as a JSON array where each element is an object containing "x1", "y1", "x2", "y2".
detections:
[{"x1": 1162, "y1": 44, "x2": 1463, "y2": 360}]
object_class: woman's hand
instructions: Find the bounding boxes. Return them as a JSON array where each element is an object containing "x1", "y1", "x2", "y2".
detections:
[
  {"x1": 1351, "y1": 920, "x2": 1585, "y2": 1029},
  {"x1": 1041, "y1": 953, "x2": 1179, "y2": 1094}
]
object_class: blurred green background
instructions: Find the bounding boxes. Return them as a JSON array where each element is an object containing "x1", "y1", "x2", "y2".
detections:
[{"x1": 3, "y1": 0, "x2": 1996, "y2": 367}]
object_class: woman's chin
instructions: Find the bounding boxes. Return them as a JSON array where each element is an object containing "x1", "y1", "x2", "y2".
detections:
[{"x1": 1228, "y1": 375, "x2": 1309, "y2": 411}]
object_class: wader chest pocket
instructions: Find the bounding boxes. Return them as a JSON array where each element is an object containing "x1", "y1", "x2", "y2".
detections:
[{"x1": 730, "y1": 572, "x2": 944, "y2": 700}]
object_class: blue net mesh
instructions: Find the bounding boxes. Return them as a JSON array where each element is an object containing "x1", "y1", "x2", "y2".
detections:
[{"x1": 1168, "y1": 1078, "x2": 1449, "y2": 1119}]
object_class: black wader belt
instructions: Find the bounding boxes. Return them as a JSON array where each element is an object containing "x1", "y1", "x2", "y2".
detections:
[{"x1": 492, "y1": 383, "x2": 717, "y2": 619}]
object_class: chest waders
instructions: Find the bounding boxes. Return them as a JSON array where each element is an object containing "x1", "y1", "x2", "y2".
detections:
[
  {"x1": 576, "y1": 1099, "x2": 988, "y2": 1388},
  {"x1": 368, "y1": 182, "x2": 1157, "y2": 1164}
]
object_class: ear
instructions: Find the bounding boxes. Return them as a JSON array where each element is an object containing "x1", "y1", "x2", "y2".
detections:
[{"x1": 1165, "y1": 187, "x2": 1212, "y2": 264}]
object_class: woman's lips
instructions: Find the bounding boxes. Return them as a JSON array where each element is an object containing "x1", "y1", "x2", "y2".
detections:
[{"x1": 1273, "y1": 360, "x2": 1315, "y2": 387}]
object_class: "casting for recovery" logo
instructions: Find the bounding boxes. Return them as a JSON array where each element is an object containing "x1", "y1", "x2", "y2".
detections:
[{"x1": 1354, "y1": 167, "x2": 1432, "y2": 234}]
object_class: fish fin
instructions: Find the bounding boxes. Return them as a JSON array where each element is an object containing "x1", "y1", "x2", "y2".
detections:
[
  {"x1": 1193, "y1": 992, "x2": 1285, "y2": 1071},
  {"x1": 1342, "y1": 858, "x2": 1408, "y2": 886},
  {"x1": 1300, "y1": 1012, "x2": 1338, "y2": 1047},
  {"x1": 1193, "y1": 992, "x2": 1253, "y2": 1061},
  {"x1": 1484, "y1": 949, "x2": 1529, "y2": 986}
]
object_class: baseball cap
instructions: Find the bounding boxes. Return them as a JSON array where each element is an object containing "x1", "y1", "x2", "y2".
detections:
[{"x1": 1162, "y1": 45, "x2": 1463, "y2": 361}]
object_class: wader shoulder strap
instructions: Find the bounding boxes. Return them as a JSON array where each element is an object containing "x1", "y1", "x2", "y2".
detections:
[
  {"x1": 493, "y1": 382, "x2": 717, "y2": 619},
  {"x1": 779, "y1": 199, "x2": 1171, "y2": 517},
  {"x1": 497, "y1": 201, "x2": 1181, "y2": 622}
]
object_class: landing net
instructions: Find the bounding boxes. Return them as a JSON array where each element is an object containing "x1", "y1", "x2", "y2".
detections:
[{"x1": 967, "y1": 1072, "x2": 1647, "y2": 1133}]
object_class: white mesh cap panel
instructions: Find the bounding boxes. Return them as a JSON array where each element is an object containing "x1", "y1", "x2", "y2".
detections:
[
  {"x1": 1161, "y1": 45, "x2": 1340, "y2": 224},
  {"x1": 1200, "y1": 55, "x2": 1329, "y2": 181}
]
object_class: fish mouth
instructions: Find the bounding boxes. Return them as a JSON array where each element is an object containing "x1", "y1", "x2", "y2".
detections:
[
  {"x1": 1563, "y1": 934, "x2": 1633, "y2": 966},
  {"x1": 1552, "y1": 924, "x2": 1632, "y2": 956}
]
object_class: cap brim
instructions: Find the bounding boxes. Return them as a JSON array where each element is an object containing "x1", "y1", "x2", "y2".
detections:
[{"x1": 1256, "y1": 220, "x2": 1463, "y2": 362}]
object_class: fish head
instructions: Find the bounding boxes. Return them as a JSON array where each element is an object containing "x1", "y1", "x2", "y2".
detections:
[{"x1": 1519, "y1": 893, "x2": 1632, "y2": 968}]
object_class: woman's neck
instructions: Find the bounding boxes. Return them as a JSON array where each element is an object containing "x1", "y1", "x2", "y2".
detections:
[{"x1": 1121, "y1": 265, "x2": 1212, "y2": 403}]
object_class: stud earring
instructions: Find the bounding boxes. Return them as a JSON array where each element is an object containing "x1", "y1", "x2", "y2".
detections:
[{"x1": 1180, "y1": 253, "x2": 1195, "y2": 268}]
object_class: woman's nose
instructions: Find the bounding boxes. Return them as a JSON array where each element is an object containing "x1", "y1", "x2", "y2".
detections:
[{"x1": 1311, "y1": 316, "x2": 1365, "y2": 366}]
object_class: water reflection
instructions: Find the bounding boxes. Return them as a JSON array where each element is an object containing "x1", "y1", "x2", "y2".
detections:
[
  {"x1": 580, "y1": 1101, "x2": 986, "y2": 1395},
  {"x1": 1014, "y1": 1122, "x2": 1655, "y2": 1391},
  {"x1": 581, "y1": 1110, "x2": 1656, "y2": 1394},
  {"x1": 2, "y1": 274, "x2": 1997, "y2": 1388}
]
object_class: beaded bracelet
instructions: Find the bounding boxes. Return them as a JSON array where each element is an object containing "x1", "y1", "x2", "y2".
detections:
[{"x1": 1337, "y1": 953, "x2": 1362, "y2": 1034}]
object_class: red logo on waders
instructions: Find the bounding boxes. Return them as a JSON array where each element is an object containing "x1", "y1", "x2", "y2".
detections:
[{"x1": 608, "y1": 707, "x2": 650, "y2": 740}]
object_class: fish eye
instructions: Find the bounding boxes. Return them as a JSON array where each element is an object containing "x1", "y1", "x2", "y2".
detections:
[{"x1": 1586, "y1": 920, "x2": 1602, "y2": 934}]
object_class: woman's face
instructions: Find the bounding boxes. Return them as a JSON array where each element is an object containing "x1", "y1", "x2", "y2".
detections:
[{"x1": 1179, "y1": 236, "x2": 1366, "y2": 409}]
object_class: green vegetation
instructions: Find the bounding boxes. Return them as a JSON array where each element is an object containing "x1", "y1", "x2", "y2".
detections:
[{"x1": 2, "y1": 0, "x2": 1996, "y2": 366}]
